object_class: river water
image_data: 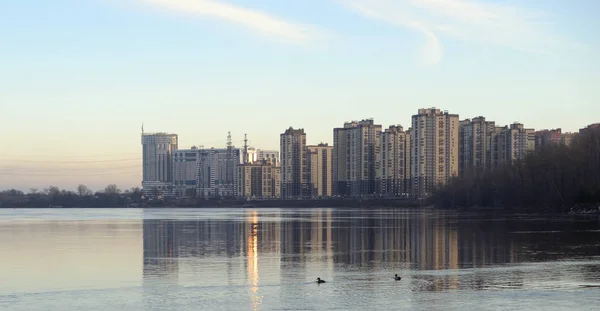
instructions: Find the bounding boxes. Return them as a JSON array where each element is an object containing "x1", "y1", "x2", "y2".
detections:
[{"x1": 1, "y1": 208, "x2": 599, "y2": 310}]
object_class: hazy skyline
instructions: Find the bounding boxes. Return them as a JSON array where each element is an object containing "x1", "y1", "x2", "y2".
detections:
[{"x1": 1, "y1": 0, "x2": 599, "y2": 190}]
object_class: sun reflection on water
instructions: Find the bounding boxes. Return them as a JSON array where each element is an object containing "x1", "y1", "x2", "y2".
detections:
[{"x1": 247, "y1": 211, "x2": 262, "y2": 310}]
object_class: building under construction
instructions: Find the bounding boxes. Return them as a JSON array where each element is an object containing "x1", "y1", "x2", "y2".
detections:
[{"x1": 171, "y1": 133, "x2": 242, "y2": 199}]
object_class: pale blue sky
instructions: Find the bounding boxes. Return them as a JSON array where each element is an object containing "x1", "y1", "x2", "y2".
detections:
[{"x1": 1, "y1": 0, "x2": 599, "y2": 191}]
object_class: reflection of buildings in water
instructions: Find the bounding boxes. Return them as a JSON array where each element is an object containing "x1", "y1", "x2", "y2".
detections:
[
  {"x1": 142, "y1": 217, "x2": 247, "y2": 285},
  {"x1": 406, "y1": 213, "x2": 459, "y2": 271},
  {"x1": 456, "y1": 219, "x2": 517, "y2": 268},
  {"x1": 141, "y1": 210, "x2": 522, "y2": 294},
  {"x1": 280, "y1": 213, "x2": 303, "y2": 264},
  {"x1": 143, "y1": 220, "x2": 179, "y2": 283},
  {"x1": 278, "y1": 209, "x2": 334, "y2": 268},
  {"x1": 326, "y1": 210, "x2": 334, "y2": 273},
  {"x1": 326, "y1": 210, "x2": 459, "y2": 274},
  {"x1": 311, "y1": 210, "x2": 324, "y2": 258}
]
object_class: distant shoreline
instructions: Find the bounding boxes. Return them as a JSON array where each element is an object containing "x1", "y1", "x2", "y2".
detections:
[
  {"x1": 0, "y1": 198, "x2": 424, "y2": 209},
  {"x1": 2, "y1": 198, "x2": 598, "y2": 215}
]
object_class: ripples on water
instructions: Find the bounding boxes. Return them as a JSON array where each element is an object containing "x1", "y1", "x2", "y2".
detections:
[{"x1": 0, "y1": 208, "x2": 599, "y2": 310}]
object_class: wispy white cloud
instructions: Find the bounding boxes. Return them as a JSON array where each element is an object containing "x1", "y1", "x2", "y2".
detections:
[
  {"x1": 339, "y1": 0, "x2": 579, "y2": 64},
  {"x1": 136, "y1": 0, "x2": 320, "y2": 44}
]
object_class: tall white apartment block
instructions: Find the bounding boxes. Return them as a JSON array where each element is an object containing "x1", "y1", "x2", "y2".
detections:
[
  {"x1": 333, "y1": 119, "x2": 382, "y2": 197},
  {"x1": 141, "y1": 132, "x2": 178, "y2": 197},
  {"x1": 411, "y1": 108, "x2": 459, "y2": 197},
  {"x1": 459, "y1": 117, "x2": 496, "y2": 175}
]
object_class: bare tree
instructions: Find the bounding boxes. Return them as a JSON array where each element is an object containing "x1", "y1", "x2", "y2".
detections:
[
  {"x1": 77, "y1": 184, "x2": 93, "y2": 196},
  {"x1": 104, "y1": 184, "x2": 121, "y2": 195},
  {"x1": 47, "y1": 186, "x2": 61, "y2": 197}
]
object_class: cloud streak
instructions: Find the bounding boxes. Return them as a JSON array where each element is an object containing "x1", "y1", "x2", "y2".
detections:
[
  {"x1": 137, "y1": 0, "x2": 319, "y2": 44},
  {"x1": 339, "y1": 0, "x2": 578, "y2": 64}
]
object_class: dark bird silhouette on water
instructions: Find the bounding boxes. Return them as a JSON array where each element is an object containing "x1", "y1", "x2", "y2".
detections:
[
  {"x1": 394, "y1": 274, "x2": 402, "y2": 281},
  {"x1": 317, "y1": 277, "x2": 326, "y2": 284}
]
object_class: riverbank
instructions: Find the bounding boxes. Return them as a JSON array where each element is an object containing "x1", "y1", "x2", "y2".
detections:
[{"x1": 0, "y1": 198, "x2": 424, "y2": 209}]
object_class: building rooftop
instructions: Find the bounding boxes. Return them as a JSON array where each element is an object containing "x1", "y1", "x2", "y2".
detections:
[
  {"x1": 141, "y1": 132, "x2": 177, "y2": 136},
  {"x1": 282, "y1": 127, "x2": 305, "y2": 135}
]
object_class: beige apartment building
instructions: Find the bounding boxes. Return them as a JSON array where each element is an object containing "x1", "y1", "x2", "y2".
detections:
[
  {"x1": 411, "y1": 108, "x2": 459, "y2": 197},
  {"x1": 280, "y1": 127, "x2": 308, "y2": 198},
  {"x1": 333, "y1": 119, "x2": 382, "y2": 197},
  {"x1": 459, "y1": 117, "x2": 496, "y2": 175},
  {"x1": 307, "y1": 143, "x2": 333, "y2": 197},
  {"x1": 492, "y1": 122, "x2": 535, "y2": 165},
  {"x1": 378, "y1": 125, "x2": 411, "y2": 196},
  {"x1": 237, "y1": 160, "x2": 281, "y2": 199}
]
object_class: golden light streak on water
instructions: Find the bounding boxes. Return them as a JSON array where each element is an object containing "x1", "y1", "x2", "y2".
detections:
[{"x1": 247, "y1": 211, "x2": 261, "y2": 310}]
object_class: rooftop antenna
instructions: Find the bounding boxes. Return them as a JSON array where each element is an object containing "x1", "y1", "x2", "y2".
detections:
[{"x1": 141, "y1": 122, "x2": 144, "y2": 135}]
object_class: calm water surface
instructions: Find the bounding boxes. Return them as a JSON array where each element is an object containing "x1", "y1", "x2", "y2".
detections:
[{"x1": 1, "y1": 208, "x2": 599, "y2": 310}]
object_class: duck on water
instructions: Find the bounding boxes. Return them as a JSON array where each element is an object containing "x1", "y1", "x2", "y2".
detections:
[{"x1": 315, "y1": 275, "x2": 400, "y2": 284}]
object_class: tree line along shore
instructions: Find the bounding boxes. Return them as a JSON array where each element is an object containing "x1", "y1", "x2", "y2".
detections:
[{"x1": 430, "y1": 126, "x2": 600, "y2": 214}]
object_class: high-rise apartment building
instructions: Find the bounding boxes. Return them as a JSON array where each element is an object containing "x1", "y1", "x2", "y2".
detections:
[
  {"x1": 200, "y1": 148, "x2": 242, "y2": 198},
  {"x1": 172, "y1": 146, "x2": 201, "y2": 198},
  {"x1": 378, "y1": 125, "x2": 411, "y2": 196},
  {"x1": 280, "y1": 127, "x2": 308, "y2": 198},
  {"x1": 492, "y1": 123, "x2": 535, "y2": 165},
  {"x1": 534, "y1": 128, "x2": 562, "y2": 150},
  {"x1": 141, "y1": 132, "x2": 178, "y2": 197},
  {"x1": 459, "y1": 117, "x2": 496, "y2": 175},
  {"x1": 237, "y1": 159, "x2": 281, "y2": 199},
  {"x1": 561, "y1": 133, "x2": 576, "y2": 146},
  {"x1": 333, "y1": 119, "x2": 382, "y2": 197},
  {"x1": 172, "y1": 147, "x2": 242, "y2": 199},
  {"x1": 307, "y1": 143, "x2": 333, "y2": 197},
  {"x1": 580, "y1": 123, "x2": 600, "y2": 134},
  {"x1": 411, "y1": 108, "x2": 459, "y2": 197},
  {"x1": 535, "y1": 128, "x2": 575, "y2": 149}
]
